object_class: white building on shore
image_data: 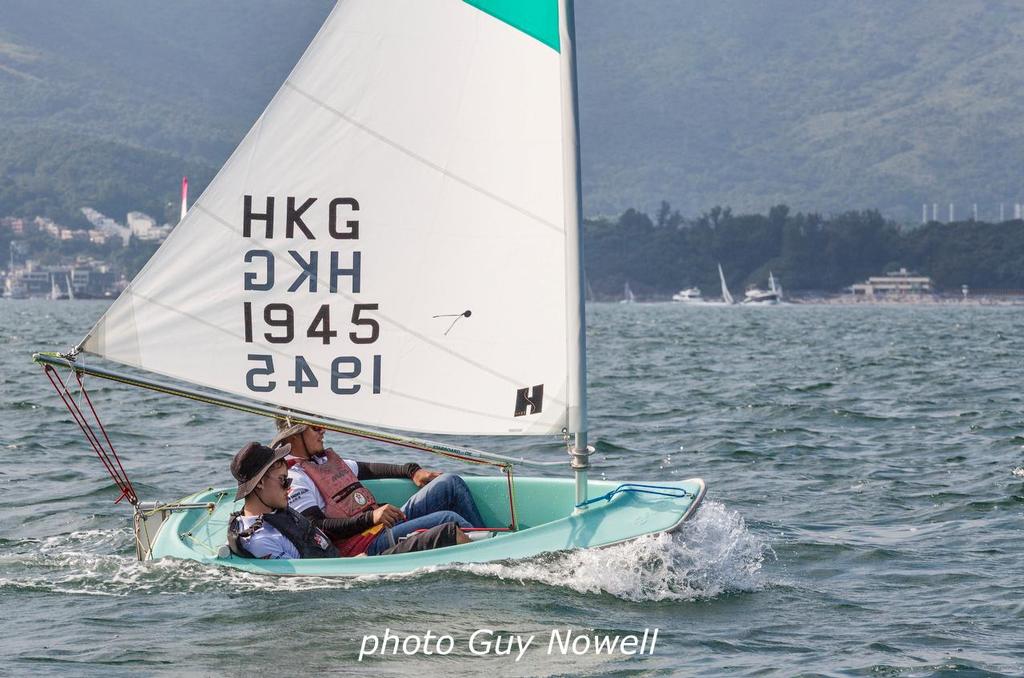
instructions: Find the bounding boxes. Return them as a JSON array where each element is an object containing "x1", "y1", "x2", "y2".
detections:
[
  {"x1": 850, "y1": 268, "x2": 933, "y2": 298},
  {"x1": 82, "y1": 208, "x2": 131, "y2": 246}
]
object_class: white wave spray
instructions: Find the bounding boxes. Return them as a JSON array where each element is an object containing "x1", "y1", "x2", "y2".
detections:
[{"x1": 453, "y1": 499, "x2": 774, "y2": 601}]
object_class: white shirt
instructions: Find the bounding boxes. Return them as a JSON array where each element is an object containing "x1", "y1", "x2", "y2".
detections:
[
  {"x1": 286, "y1": 453, "x2": 359, "y2": 514},
  {"x1": 235, "y1": 513, "x2": 300, "y2": 560}
]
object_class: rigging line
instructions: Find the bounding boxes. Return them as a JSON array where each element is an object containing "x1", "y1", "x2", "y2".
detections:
[
  {"x1": 75, "y1": 371, "x2": 136, "y2": 505},
  {"x1": 43, "y1": 365, "x2": 138, "y2": 505},
  {"x1": 574, "y1": 483, "x2": 693, "y2": 509},
  {"x1": 45, "y1": 367, "x2": 122, "y2": 493},
  {"x1": 44, "y1": 367, "x2": 116, "y2": 482},
  {"x1": 283, "y1": 81, "x2": 563, "y2": 236},
  {"x1": 140, "y1": 489, "x2": 220, "y2": 517}
]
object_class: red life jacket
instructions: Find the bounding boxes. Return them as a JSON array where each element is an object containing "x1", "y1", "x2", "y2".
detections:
[{"x1": 289, "y1": 449, "x2": 381, "y2": 556}]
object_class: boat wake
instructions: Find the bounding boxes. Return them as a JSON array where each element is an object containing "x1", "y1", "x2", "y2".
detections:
[
  {"x1": 453, "y1": 499, "x2": 774, "y2": 602},
  {"x1": 0, "y1": 528, "x2": 364, "y2": 595}
]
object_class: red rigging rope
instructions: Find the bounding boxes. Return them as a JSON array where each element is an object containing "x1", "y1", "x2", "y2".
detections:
[{"x1": 43, "y1": 365, "x2": 138, "y2": 505}]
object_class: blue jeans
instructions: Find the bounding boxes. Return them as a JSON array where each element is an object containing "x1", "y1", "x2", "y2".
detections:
[{"x1": 366, "y1": 474, "x2": 485, "y2": 555}]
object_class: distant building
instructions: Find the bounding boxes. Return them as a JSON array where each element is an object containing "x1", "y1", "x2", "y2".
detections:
[
  {"x1": 126, "y1": 211, "x2": 157, "y2": 238},
  {"x1": 34, "y1": 216, "x2": 61, "y2": 239},
  {"x1": 3, "y1": 258, "x2": 118, "y2": 299},
  {"x1": 82, "y1": 207, "x2": 130, "y2": 246},
  {"x1": 850, "y1": 268, "x2": 933, "y2": 298},
  {"x1": 0, "y1": 217, "x2": 26, "y2": 235}
]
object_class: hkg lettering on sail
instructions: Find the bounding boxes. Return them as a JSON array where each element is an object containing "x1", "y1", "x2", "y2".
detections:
[{"x1": 239, "y1": 195, "x2": 382, "y2": 398}]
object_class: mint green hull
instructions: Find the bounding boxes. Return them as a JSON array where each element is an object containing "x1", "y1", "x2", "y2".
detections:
[{"x1": 146, "y1": 476, "x2": 706, "y2": 576}]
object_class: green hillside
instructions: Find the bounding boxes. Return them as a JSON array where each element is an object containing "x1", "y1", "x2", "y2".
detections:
[
  {"x1": 576, "y1": 0, "x2": 1024, "y2": 220},
  {"x1": 0, "y1": 0, "x2": 332, "y2": 224},
  {"x1": 2, "y1": 1, "x2": 1023, "y2": 224}
]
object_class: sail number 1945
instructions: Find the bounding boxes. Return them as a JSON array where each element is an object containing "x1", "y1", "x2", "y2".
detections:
[
  {"x1": 246, "y1": 354, "x2": 381, "y2": 395},
  {"x1": 242, "y1": 301, "x2": 382, "y2": 395}
]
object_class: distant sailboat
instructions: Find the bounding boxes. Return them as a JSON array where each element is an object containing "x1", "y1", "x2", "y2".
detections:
[
  {"x1": 768, "y1": 271, "x2": 784, "y2": 300},
  {"x1": 718, "y1": 263, "x2": 734, "y2": 304},
  {"x1": 65, "y1": 273, "x2": 75, "y2": 301},
  {"x1": 49, "y1": 273, "x2": 60, "y2": 301},
  {"x1": 621, "y1": 281, "x2": 637, "y2": 304}
]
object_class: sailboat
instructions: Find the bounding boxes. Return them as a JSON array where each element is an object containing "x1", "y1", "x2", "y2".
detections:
[
  {"x1": 718, "y1": 263, "x2": 735, "y2": 305},
  {"x1": 620, "y1": 281, "x2": 637, "y2": 304},
  {"x1": 34, "y1": 0, "x2": 705, "y2": 576},
  {"x1": 48, "y1": 273, "x2": 62, "y2": 301},
  {"x1": 65, "y1": 273, "x2": 75, "y2": 301}
]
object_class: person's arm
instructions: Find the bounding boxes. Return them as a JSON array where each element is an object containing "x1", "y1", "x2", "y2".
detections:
[
  {"x1": 300, "y1": 505, "x2": 375, "y2": 539},
  {"x1": 355, "y1": 461, "x2": 421, "y2": 480},
  {"x1": 243, "y1": 529, "x2": 299, "y2": 559}
]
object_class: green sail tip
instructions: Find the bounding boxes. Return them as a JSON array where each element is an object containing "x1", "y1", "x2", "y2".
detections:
[{"x1": 463, "y1": 0, "x2": 560, "y2": 51}]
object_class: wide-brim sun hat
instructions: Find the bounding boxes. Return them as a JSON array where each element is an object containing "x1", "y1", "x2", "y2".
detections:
[
  {"x1": 231, "y1": 441, "x2": 292, "y2": 501},
  {"x1": 271, "y1": 423, "x2": 309, "y2": 449}
]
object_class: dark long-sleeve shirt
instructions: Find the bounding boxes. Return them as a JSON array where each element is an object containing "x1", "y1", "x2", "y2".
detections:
[{"x1": 299, "y1": 460, "x2": 421, "y2": 540}]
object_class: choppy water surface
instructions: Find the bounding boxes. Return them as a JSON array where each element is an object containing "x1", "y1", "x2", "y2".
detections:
[{"x1": 1, "y1": 300, "x2": 1022, "y2": 676}]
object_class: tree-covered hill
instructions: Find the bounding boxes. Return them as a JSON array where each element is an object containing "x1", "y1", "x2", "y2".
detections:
[
  {"x1": 2, "y1": 1, "x2": 1024, "y2": 224},
  {"x1": 0, "y1": 0, "x2": 332, "y2": 224},
  {"x1": 575, "y1": 0, "x2": 1024, "y2": 221}
]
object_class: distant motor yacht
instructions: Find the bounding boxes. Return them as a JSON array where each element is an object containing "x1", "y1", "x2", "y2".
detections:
[
  {"x1": 742, "y1": 271, "x2": 783, "y2": 305},
  {"x1": 671, "y1": 286, "x2": 703, "y2": 303}
]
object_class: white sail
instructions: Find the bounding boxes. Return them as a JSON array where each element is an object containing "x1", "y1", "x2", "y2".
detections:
[
  {"x1": 718, "y1": 263, "x2": 734, "y2": 304},
  {"x1": 81, "y1": 0, "x2": 584, "y2": 437}
]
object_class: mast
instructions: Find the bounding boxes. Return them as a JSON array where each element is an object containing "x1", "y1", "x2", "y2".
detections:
[
  {"x1": 179, "y1": 176, "x2": 188, "y2": 222},
  {"x1": 559, "y1": 0, "x2": 590, "y2": 508}
]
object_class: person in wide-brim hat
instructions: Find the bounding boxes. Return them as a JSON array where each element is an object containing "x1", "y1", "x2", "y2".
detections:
[
  {"x1": 230, "y1": 441, "x2": 291, "y2": 501},
  {"x1": 225, "y1": 441, "x2": 340, "y2": 560}
]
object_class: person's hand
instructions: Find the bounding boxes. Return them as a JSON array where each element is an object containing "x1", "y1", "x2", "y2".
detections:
[
  {"x1": 371, "y1": 504, "x2": 405, "y2": 527},
  {"x1": 412, "y1": 469, "x2": 441, "y2": 487}
]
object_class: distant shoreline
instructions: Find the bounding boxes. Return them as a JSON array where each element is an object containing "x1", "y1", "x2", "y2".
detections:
[{"x1": 591, "y1": 294, "x2": 1024, "y2": 306}]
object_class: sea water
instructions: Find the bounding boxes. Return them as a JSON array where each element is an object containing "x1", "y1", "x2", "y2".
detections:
[{"x1": 1, "y1": 300, "x2": 1022, "y2": 676}]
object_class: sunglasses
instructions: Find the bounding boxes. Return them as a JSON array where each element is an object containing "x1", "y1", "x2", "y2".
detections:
[
  {"x1": 310, "y1": 426, "x2": 324, "y2": 433},
  {"x1": 280, "y1": 475, "x2": 292, "y2": 490}
]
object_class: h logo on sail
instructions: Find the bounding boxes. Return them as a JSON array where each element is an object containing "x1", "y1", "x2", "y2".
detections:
[{"x1": 514, "y1": 385, "x2": 544, "y2": 417}]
